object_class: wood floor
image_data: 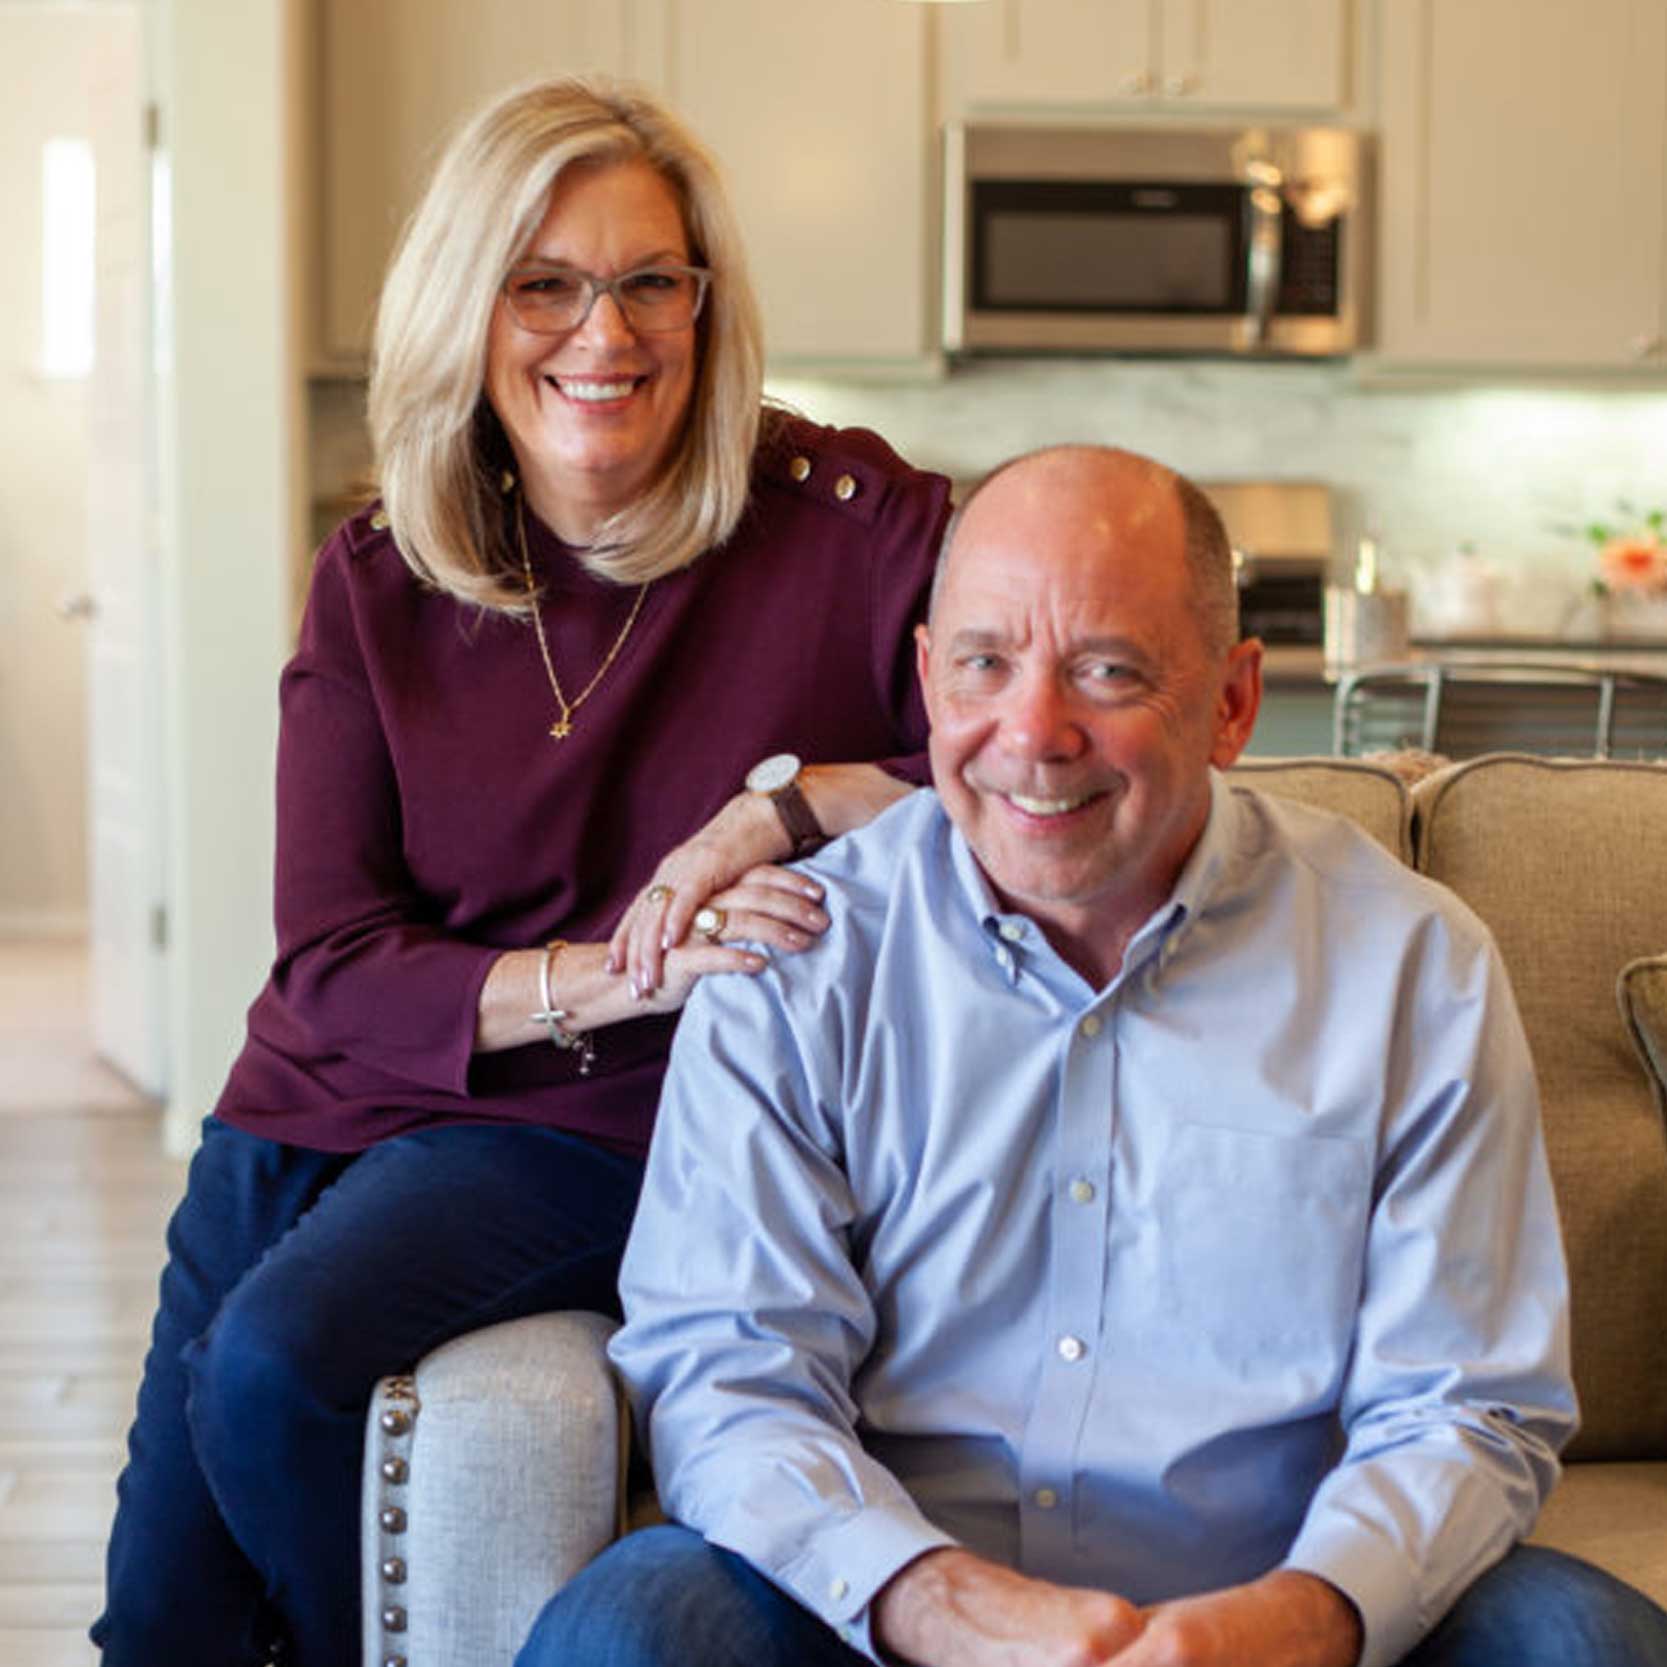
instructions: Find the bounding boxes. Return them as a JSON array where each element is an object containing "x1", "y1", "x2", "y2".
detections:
[{"x1": 0, "y1": 939, "x2": 186, "y2": 1667}]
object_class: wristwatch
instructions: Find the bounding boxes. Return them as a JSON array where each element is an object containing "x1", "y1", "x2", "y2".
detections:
[{"x1": 745, "y1": 752, "x2": 826, "y2": 858}]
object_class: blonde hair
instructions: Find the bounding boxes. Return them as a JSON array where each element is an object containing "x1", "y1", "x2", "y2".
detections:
[{"x1": 368, "y1": 76, "x2": 766, "y2": 610}]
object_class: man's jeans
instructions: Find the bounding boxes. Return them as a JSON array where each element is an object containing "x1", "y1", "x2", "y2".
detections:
[{"x1": 517, "y1": 1523, "x2": 1667, "y2": 1667}]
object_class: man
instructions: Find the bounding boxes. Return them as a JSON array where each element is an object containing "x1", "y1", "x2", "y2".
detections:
[{"x1": 518, "y1": 447, "x2": 1667, "y2": 1667}]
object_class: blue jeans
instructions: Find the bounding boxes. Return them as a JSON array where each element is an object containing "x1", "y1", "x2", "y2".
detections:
[
  {"x1": 517, "y1": 1524, "x2": 1667, "y2": 1667},
  {"x1": 92, "y1": 1115, "x2": 643, "y2": 1667}
]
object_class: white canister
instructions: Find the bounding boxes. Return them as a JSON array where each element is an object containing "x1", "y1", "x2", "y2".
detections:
[{"x1": 1325, "y1": 586, "x2": 1411, "y2": 674}]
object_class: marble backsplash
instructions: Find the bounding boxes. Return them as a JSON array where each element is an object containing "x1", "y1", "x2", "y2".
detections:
[{"x1": 312, "y1": 358, "x2": 1667, "y2": 637}]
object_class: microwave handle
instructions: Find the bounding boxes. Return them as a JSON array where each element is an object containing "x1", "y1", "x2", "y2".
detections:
[{"x1": 1244, "y1": 175, "x2": 1284, "y2": 347}]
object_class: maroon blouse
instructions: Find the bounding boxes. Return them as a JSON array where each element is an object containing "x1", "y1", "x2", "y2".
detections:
[{"x1": 214, "y1": 418, "x2": 950, "y2": 1157}]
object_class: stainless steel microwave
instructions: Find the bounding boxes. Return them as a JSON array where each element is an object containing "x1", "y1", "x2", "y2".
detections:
[{"x1": 944, "y1": 123, "x2": 1370, "y2": 356}]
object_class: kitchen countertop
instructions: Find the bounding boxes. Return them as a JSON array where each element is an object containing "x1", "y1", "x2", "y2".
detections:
[
  {"x1": 1265, "y1": 635, "x2": 1667, "y2": 692},
  {"x1": 1409, "y1": 634, "x2": 1667, "y2": 668}
]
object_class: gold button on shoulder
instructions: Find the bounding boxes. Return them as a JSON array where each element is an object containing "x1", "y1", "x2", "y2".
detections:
[
  {"x1": 369, "y1": 509, "x2": 390, "y2": 531},
  {"x1": 789, "y1": 455, "x2": 813, "y2": 483},
  {"x1": 834, "y1": 473, "x2": 858, "y2": 501}
]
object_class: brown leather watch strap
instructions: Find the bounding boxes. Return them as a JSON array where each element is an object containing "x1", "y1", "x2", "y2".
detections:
[{"x1": 769, "y1": 776, "x2": 826, "y2": 857}]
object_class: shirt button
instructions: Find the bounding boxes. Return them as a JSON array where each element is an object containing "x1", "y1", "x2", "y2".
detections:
[
  {"x1": 1079, "y1": 1015, "x2": 1103, "y2": 1038},
  {"x1": 1034, "y1": 1486, "x2": 1060, "y2": 1509},
  {"x1": 996, "y1": 947, "x2": 1014, "y2": 971},
  {"x1": 834, "y1": 472, "x2": 859, "y2": 501},
  {"x1": 1057, "y1": 1334, "x2": 1086, "y2": 1362},
  {"x1": 999, "y1": 921, "x2": 1025, "y2": 943},
  {"x1": 1068, "y1": 1178, "x2": 1096, "y2": 1205},
  {"x1": 829, "y1": 1576, "x2": 849, "y2": 1600},
  {"x1": 789, "y1": 455, "x2": 812, "y2": 482}
]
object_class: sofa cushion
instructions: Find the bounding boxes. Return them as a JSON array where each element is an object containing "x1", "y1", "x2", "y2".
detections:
[
  {"x1": 1529, "y1": 1460, "x2": 1667, "y2": 1610},
  {"x1": 1412, "y1": 756, "x2": 1667, "y2": 1462},
  {"x1": 1226, "y1": 757, "x2": 1414, "y2": 862}
]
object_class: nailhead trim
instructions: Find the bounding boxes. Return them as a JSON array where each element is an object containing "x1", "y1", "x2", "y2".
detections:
[{"x1": 373, "y1": 1376, "x2": 420, "y2": 1662}]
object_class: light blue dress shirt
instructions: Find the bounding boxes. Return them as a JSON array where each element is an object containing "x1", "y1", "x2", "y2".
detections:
[{"x1": 612, "y1": 776, "x2": 1576, "y2": 1667}]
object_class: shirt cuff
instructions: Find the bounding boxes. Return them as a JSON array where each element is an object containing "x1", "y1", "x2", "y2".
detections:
[
  {"x1": 747, "y1": 1502, "x2": 956, "y2": 1666},
  {"x1": 1282, "y1": 1516, "x2": 1422, "y2": 1667}
]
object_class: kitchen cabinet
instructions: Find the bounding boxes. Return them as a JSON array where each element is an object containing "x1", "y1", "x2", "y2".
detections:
[
  {"x1": 316, "y1": 0, "x2": 626, "y2": 365},
  {"x1": 1377, "y1": 0, "x2": 1667, "y2": 370},
  {"x1": 938, "y1": 0, "x2": 1351, "y2": 116},
  {"x1": 627, "y1": 0, "x2": 935, "y2": 371},
  {"x1": 313, "y1": 0, "x2": 935, "y2": 373},
  {"x1": 1246, "y1": 687, "x2": 1335, "y2": 757}
]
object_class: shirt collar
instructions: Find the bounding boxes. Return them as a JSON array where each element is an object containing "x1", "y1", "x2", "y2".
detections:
[
  {"x1": 1164, "y1": 769, "x2": 1242, "y2": 932},
  {"x1": 940, "y1": 770, "x2": 1246, "y2": 983}
]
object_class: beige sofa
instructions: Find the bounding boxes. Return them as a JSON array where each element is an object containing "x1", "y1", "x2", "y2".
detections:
[{"x1": 362, "y1": 753, "x2": 1667, "y2": 1667}]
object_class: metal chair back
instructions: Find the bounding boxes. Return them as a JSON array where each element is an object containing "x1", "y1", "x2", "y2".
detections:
[{"x1": 1333, "y1": 661, "x2": 1667, "y2": 760}]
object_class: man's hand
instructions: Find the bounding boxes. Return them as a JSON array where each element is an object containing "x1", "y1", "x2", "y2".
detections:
[
  {"x1": 1117, "y1": 1570, "x2": 1363, "y2": 1667},
  {"x1": 873, "y1": 1548, "x2": 1145, "y2": 1667}
]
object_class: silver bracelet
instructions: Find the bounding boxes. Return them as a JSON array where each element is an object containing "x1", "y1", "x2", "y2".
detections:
[{"x1": 530, "y1": 940, "x2": 595, "y2": 1076}]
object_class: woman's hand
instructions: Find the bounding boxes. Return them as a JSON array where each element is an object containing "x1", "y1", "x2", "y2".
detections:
[
  {"x1": 609, "y1": 937, "x2": 769, "y2": 1019},
  {"x1": 475, "y1": 936, "x2": 769, "y2": 1054},
  {"x1": 609, "y1": 793, "x2": 829, "y2": 998},
  {"x1": 610, "y1": 763, "x2": 916, "y2": 997}
]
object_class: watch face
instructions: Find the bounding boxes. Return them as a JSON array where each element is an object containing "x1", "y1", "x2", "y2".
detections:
[{"x1": 747, "y1": 752, "x2": 801, "y2": 794}]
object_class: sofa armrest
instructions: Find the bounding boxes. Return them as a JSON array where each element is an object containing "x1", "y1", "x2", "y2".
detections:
[{"x1": 362, "y1": 1311, "x2": 624, "y2": 1667}]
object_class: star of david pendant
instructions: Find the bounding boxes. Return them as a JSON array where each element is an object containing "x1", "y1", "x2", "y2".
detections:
[{"x1": 549, "y1": 720, "x2": 572, "y2": 740}]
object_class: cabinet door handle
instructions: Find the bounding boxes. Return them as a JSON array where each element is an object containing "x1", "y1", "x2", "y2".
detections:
[
  {"x1": 1164, "y1": 73, "x2": 1199, "y2": 96},
  {"x1": 1121, "y1": 70, "x2": 1154, "y2": 96},
  {"x1": 1628, "y1": 333, "x2": 1664, "y2": 360}
]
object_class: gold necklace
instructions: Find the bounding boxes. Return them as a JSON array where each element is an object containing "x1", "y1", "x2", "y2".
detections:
[{"x1": 514, "y1": 492, "x2": 649, "y2": 741}]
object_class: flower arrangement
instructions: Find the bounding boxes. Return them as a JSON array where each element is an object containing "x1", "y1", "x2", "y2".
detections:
[{"x1": 1585, "y1": 507, "x2": 1667, "y2": 597}]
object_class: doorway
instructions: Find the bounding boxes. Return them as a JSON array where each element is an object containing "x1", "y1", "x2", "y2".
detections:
[{"x1": 0, "y1": 2, "x2": 163, "y2": 1097}]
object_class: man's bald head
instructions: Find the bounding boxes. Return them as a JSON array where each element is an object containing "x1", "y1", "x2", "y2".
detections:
[{"x1": 930, "y1": 446, "x2": 1239, "y2": 664}]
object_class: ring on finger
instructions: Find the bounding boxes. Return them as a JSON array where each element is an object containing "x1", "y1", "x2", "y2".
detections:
[
  {"x1": 693, "y1": 905, "x2": 727, "y2": 944},
  {"x1": 646, "y1": 883, "x2": 675, "y2": 905}
]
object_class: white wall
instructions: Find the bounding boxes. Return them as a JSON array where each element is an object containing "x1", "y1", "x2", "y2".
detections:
[{"x1": 0, "y1": 6, "x2": 105, "y2": 936}]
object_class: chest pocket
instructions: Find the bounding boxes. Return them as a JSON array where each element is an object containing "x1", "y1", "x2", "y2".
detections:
[{"x1": 1155, "y1": 1122, "x2": 1371, "y2": 1384}]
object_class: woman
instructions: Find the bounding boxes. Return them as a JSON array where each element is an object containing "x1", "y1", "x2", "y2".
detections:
[{"x1": 94, "y1": 76, "x2": 948, "y2": 1667}]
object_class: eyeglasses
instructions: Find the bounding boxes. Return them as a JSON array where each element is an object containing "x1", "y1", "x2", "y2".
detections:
[{"x1": 501, "y1": 261, "x2": 712, "y2": 335}]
